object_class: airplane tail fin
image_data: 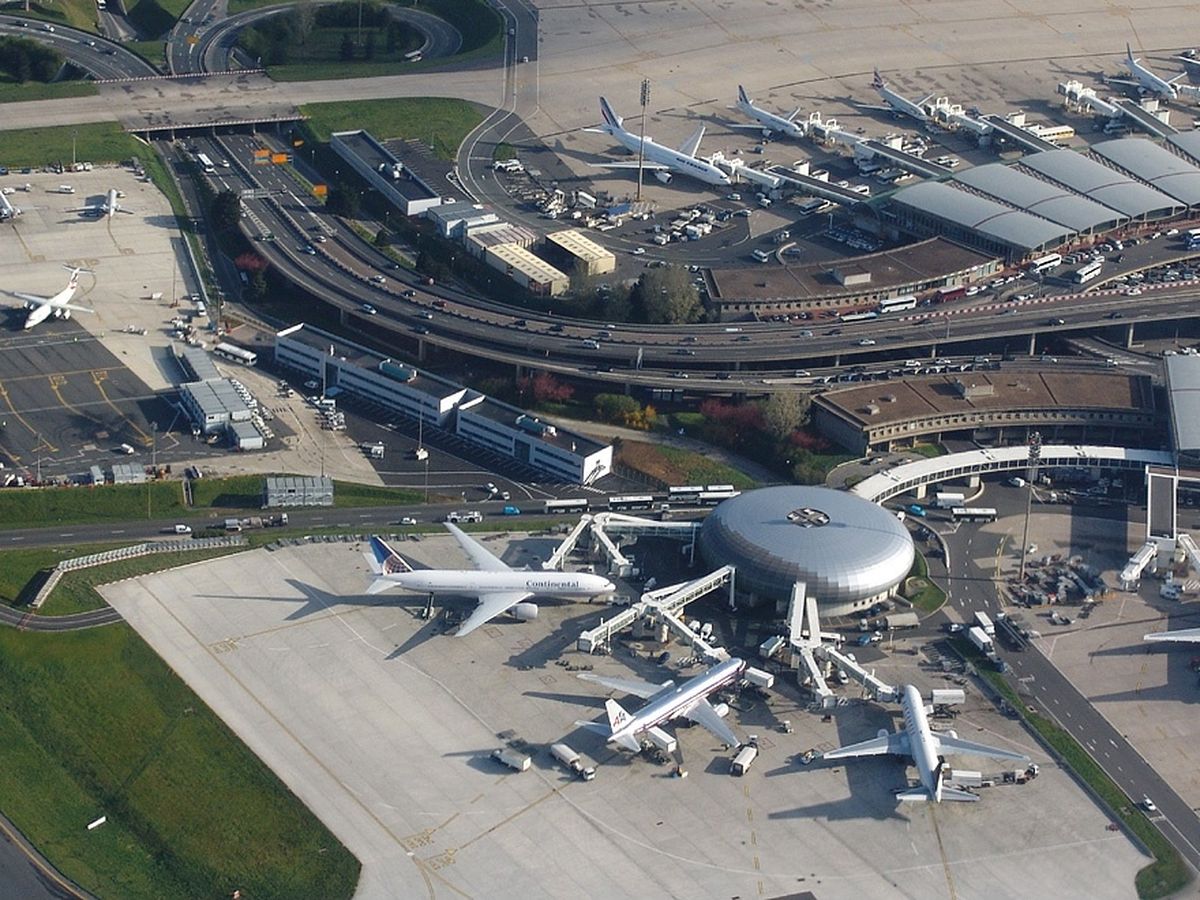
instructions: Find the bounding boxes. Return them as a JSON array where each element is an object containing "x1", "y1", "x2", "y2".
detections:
[
  {"x1": 872, "y1": 68, "x2": 885, "y2": 89},
  {"x1": 678, "y1": 124, "x2": 706, "y2": 158},
  {"x1": 366, "y1": 536, "x2": 411, "y2": 575},
  {"x1": 1127, "y1": 43, "x2": 1137, "y2": 63},
  {"x1": 787, "y1": 105, "x2": 803, "y2": 123},
  {"x1": 605, "y1": 697, "x2": 632, "y2": 733},
  {"x1": 599, "y1": 97, "x2": 623, "y2": 130},
  {"x1": 738, "y1": 84, "x2": 750, "y2": 106}
]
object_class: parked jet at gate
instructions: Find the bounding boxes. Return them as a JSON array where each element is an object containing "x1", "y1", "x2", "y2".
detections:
[
  {"x1": 7, "y1": 266, "x2": 93, "y2": 330},
  {"x1": 589, "y1": 97, "x2": 731, "y2": 187},
  {"x1": 364, "y1": 530, "x2": 616, "y2": 636},
  {"x1": 74, "y1": 188, "x2": 133, "y2": 219},
  {"x1": 1144, "y1": 628, "x2": 1200, "y2": 643},
  {"x1": 576, "y1": 657, "x2": 745, "y2": 751},
  {"x1": 728, "y1": 85, "x2": 805, "y2": 139},
  {"x1": 1114, "y1": 44, "x2": 1186, "y2": 100},
  {"x1": 857, "y1": 69, "x2": 933, "y2": 124},
  {"x1": 823, "y1": 684, "x2": 1029, "y2": 802}
]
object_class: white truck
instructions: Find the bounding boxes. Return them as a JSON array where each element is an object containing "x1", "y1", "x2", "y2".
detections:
[
  {"x1": 967, "y1": 625, "x2": 994, "y2": 656},
  {"x1": 935, "y1": 492, "x2": 965, "y2": 509},
  {"x1": 446, "y1": 510, "x2": 483, "y2": 524},
  {"x1": 491, "y1": 748, "x2": 531, "y2": 772},
  {"x1": 731, "y1": 744, "x2": 758, "y2": 776},
  {"x1": 550, "y1": 743, "x2": 596, "y2": 781},
  {"x1": 973, "y1": 611, "x2": 996, "y2": 636}
]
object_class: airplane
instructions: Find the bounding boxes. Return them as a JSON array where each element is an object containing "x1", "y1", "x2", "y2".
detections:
[
  {"x1": 0, "y1": 192, "x2": 24, "y2": 221},
  {"x1": 8, "y1": 266, "x2": 94, "y2": 330},
  {"x1": 363, "y1": 530, "x2": 616, "y2": 637},
  {"x1": 856, "y1": 69, "x2": 933, "y2": 124},
  {"x1": 728, "y1": 85, "x2": 805, "y2": 139},
  {"x1": 589, "y1": 96, "x2": 732, "y2": 187},
  {"x1": 823, "y1": 684, "x2": 1030, "y2": 802},
  {"x1": 74, "y1": 188, "x2": 133, "y2": 219},
  {"x1": 575, "y1": 656, "x2": 745, "y2": 751},
  {"x1": 1112, "y1": 43, "x2": 1186, "y2": 100},
  {"x1": 1144, "y1": 628, "x2": 1200, "y2": 644}
]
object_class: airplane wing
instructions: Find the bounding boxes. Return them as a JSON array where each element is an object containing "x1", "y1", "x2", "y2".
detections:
[
  {"x1": 823, "y1": 729, "x2": 909, "y2": 759},
  {"x1": 897, "y1": 785, "x2": 978, "y2": 802},
  {"x1": 1144, "y1": 628, "x2": 1200, "y2": 643},
  {"x1": 445, "y1": 522, "x2": 510, "y2": 571},
  {"x1": 9, "y1": 292, "x2": 48, "y2": 306},
  {"x1": 456, "y1": 590, "x2": 532, "y2": 637},
  {"x1": 577, "y1": 671, "x2": 672, "y2": 700},
  {"x1": 590, "y1": 161, "x2": 670, "y2": 171},
  {"x1": 60, "y1": 303, "x2": 93, "y2": 314},
  {"x1": 853, "y1": 102, "x2": 895, "y2": 112},
  {"x1": 931, "y1": 733, "x2": 1029, "y2": 762},
  {"x1": 677, "y1": 124, "x2": 705, "y2": 158},
  {"x1": 684, "y1": 697, "x2": 739, "y2": 748}
]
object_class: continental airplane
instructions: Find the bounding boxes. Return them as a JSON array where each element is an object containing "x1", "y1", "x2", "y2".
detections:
[
  {"x1": 1109, "y1": 44, "x2": 1187, "y2": 100},
  {"x1": 364, "y1": 528, "x2": 616, "y2": 636},
  {"x1": 74, "y1": 188, "x2": 133, "y2": 219},
  {"x1": 589, "y1": 97, "x2": 732, "y2": 187},
  {"x1": 729, "y1": 85, "x2": 805, "y2": 139},
  {"x1": 9, "y1": 266, "x2": 93, "y2": 330},
  {"x1": 823, "y1": 684, "x2": 1030, "y2": 802},
  {"x1": 575, "y1": 657, "x2": 745, "y2": 751},
  {"x1": 857, "y1": 69, "x2": 933, "y2": 124}
]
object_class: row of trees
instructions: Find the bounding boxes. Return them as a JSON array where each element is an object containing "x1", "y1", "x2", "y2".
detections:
[{"x1": 0, "y1": 36, "x2": 63, "y2": 83}]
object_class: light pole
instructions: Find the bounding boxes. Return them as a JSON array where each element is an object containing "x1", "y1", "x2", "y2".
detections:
[
  {"x1": 72, "y1": 130, "x2": 77, "y2": 169},
  {"x1": 1018, "y1": 430, "x2": 1042, "y2": 582},
  {"x1": 636, "y1": 79, "x2": 650, "y2": 203}
]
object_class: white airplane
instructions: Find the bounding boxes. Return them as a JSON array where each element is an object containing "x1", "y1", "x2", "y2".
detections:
[
  {"x1": 1144, "y1": 628, "x2": 1200, "y2": 644},
  {"x1": 823, "y1": 684, "x2": 1029, "y2": 802},
  {"x1": 74, "y1": 188, "x2": 132, "y2": 219},
  {"x1": 1114, "y1": 43, "x2": 1186, "y2": 100},
  {"x1": 9, "y1": 266, "x2": 93, "y2": 330},
  {"x1": 728, "y1": 85, "x2": 805, "y2": 139},
  {"x1": 590, "y1": 97, "x2": 731, "y2": 187},
  {"x1": 364, "y1": 530, "x2": 616, "y2": 637},
  {"x1": 0, "y1": 192, "x2": 24, "y2": 221},
  {"x1": 857, "y1": 69, "x2": 933, "y2": 124},
  {"x1": 575, "y1": 656, "x2": 745, "y2": 751}
]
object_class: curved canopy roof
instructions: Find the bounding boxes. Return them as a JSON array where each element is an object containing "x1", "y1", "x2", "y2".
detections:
[
  {"x1": 890, "y1": 181, "x2": 1073, "y2": 251},
  {"x1": 1090, "y1": 138, "x2": 1200, "y2": 207},
  {"x1": 954, "y1": 163, "x2": 1126, "y2": 231},
  {"x1": 1021, "y1": 148, "x2": 1181, "y2": 217}
]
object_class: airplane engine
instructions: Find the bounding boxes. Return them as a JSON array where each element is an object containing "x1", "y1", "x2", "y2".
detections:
[
  {"x1": 62, "y1": 309, "x2": 71, "y2": 320},
  {"x1": 25, "y1": 301, "x2": 35, "y2": 310},
  {"x1": 653, "y1": 170, "x2": 672, "y2": 185},
  {"x1": 512, "y1": 602, "x2": 539, "y2": 622},
  {"x1": 877, "y1": 728, "x2": 889, "y2": 739}
]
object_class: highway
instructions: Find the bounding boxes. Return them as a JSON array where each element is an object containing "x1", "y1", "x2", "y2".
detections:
[{"x1": 0, "y1": 15, "x2": 158, "y2": 80}]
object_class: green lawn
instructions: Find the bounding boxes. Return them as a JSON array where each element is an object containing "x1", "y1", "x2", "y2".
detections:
[
  {"x1": 333, "y1": 480, "x2": 423, "y2": 507},
  {"x1": 652, "y1": 445, "x2": 758, "y2": 490},
  {"x1": 0, "y1": 483, "x2": 187, "y2": 530},
  {"x1": 0, "y1": 79, "x2": 97, "y2": 103},
  {"x1": 299, "y1": 97, "x2": 484, "y2": 161},
  {"x1": 0, "y1": 544, "x2": 127, "y2": 605},
  {"x1": 0, "y1": 121, "x2": 145, "y2": 168},
  {"x1": 905, "y1": 552, "x2": 946, "y2": 613},
  {"x1": 0, "y1": 624, "x2": 359, "y2": 899},
  {"x1": 909, "y1": 442, "x2": 948, "y2": 459},
  {"x1": 956, "y1": 640, "x2": 1191, "y2": 900},
  {"x1": 5, "y1": 0, "x2": 103, "y2": 33}
]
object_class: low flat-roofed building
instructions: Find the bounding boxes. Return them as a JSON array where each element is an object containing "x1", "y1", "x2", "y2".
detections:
[
  {"x1": 814, "y1": 370, "x2": 1158, "y2": 455},
  {"x1": 274, "y1": 323, "x2": 611, "y2": 483},
  {"x1": 229, "y1": 420, "x2": 264, "y2": 451},
  {"x1": 544, "y1": 229, "x2": 617, "y2": 277},
  {"x1": 180, "y1": 379, "x2": 252, "y2": 435},
  {"x1": 707, "y1": 238, "x2": 999, "y2": 318},
  {"x1": 484, "y1": 243, "x2": 570, "y2": 296},
  {"x1": 330, "y1": 130, "x2": 443, "y2": 217},
  {"x1": 455, "y1": 396, "x2": 612, "y2": 484},
  {"x1": 1019, "y1": 148, "x2": 1182, "y2": 220},
  {"x1": 464, "y1": 222, "x2": 539, "y2": 259},
  {"x1": 177, "y1": 345, "x2": 220, "y2": 382},
  {"x1": 427, "y1": 201, "x2": 499, "y2": 239},
  {"x1": 111, "y1": 463, "x2": 146, "y2": 485},
  {"x1": 264, "y1": 475, "x2": 333, "y2": 508}
]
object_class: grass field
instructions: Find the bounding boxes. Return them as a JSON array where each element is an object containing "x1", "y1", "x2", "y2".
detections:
[
  {"x1": 905, "y1": 552, "x2": 946, "y2": 613},
  {"x1": 616, "y1": 440, "x2": 758, "y2": 490},
  {"x1": 956, "y1": 640, "x2": 1191, "y2": 900},
  {"x1": 0, "y1": 79, "x2": 96, "y2": 103},
  {"x1": 0, "y1": 624, "x2": 359, "y2": 898},
  {"x1": 0, "y1": 544, "x2": 126, "y2": 605},
  {"x1": 299, "y1": 97, "x2": 484, "y2": 160},
  {"x1": 0, "y1": 121, "x2": 144, "y2": 168},
  {"x1": 0, "y1": 483, "x2": 187, "y2": 530}
]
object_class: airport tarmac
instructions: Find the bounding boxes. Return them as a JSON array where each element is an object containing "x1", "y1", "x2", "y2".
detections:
[{"x1": 102, "y1": 536, "x2": 1147, "y2": 899}]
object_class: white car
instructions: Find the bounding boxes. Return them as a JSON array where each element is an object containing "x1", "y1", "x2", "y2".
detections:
[
  {"x1": 857, "y1": 338, "x2": 877, "y2": 346},
  {"x1": 371, "y1": 274, "x2": 386, "y2": 284},
  {"x1": 1142, "y1": 797, "x2": 1158, "y2": 813},
  {"x1": 631, "y1": 247, "x2": 645, "y2": 255}
]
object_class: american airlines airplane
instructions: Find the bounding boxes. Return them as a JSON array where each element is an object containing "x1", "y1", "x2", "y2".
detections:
[
  {"x1": 575, "y1": 657, "x2": 745, "y2": 751},
  {"x1": 858, "y1": 69, "x2": 933, "y2": 124},
  {"x1": 1116, "y1": 43, "x2": 1186, "y2": 100},
  {"x1": 824, "y1": 684, "x2": 1029, "y2": 802},
  {"x1": 364, "y1": 529, "x2": 616, "y2": 637},
  {"x1": 729, "y1": 85, "x2": 805, "y2": 139},
  {"x1": 8, "y1": 267, "x2": 94, "y2": 330},
  {"x1": 74, "y1": 188, "x2": 133, "y2": 219},
  {"x1": 590, "y1": 97, "x2": 731, "y2": 187}
]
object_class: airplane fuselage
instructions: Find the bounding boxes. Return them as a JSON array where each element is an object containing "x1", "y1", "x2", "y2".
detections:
[
  {"x1": 379, "y1": 568, "x2": 615, "y2": 598},
  {"x1": 610, "y1": 657, "x2": 745, "y2": 748},
  {"x1": 737, "y1": 101, "x2": 805, "y2": 139},
  {"x1": 603, "y1": 124, "x2": 731, "y2": 187},
  {"x1": 24, "y1": 281, "x2": 78, "y2": 329},
  {"x1": 900, "y1": 683, "x2": 941, "y2": 798},
  {"x1": 880, "y1": 87, "x2": 929, "y2": 122}
]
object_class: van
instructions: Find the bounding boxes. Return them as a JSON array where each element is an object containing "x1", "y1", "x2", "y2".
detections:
[
  {"x1": 581, "y1": 339, "x2": 600, "y2": 350},
  {"x1": 173, "y1": 524, "x2": 192, "y2": 534},
  {"x1": 731, "y1": 744, "x2": 758, "y2": 776},
  {"x1": 502, "y1": 505, "x2": 521, "y2": 515}
]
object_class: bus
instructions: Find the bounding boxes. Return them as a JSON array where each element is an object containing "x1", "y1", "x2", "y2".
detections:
[
  {"x1": 698, "y1": 489, "x2": 740, "y2": 505},
  {"x1": 934, "y1": 285, "x2": 966, "y2": 303},
  {"x1": 705, "y1": 483, "x2": 735, "y2": 493},
  {"x1": 214, "y1": 342, "x2": 257, "y2": 366},
  {"x1": 1029, "y1": 253, "x2": 1062, "y2": 274},
  {"x1": 1073, "y1": 259, "x2": 1103, "y2": 284},
  {"x1": 608, "y1": 494, "x2": 655, "y2": 511},
  {"x1": 838, "y1": 310, "x2": 879, "y2": 323},
  {"x1": 543, "y1": 498, "x2": 589, "y2": 514},
  {"x1": 879, "y1": 294, "x2": 917, "y2": 314},
  {"x1": 196, "y1": 152, "x2": 216, "y2": 175},
  {"x1": 667, "y1": 485, "x2": 705, "y2": 503},
  {"x1": 951, "y1": 507, "x2": 998, "y2": 523}
]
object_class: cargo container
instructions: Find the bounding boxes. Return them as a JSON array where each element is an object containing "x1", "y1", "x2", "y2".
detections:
[
  {"x1": 550, "y1": 743, "x2": 596, "y2": 781},
  {"x1": 731, "y1": 744, "x2": 758, "y2": 776},
  {"x1": 491, "y1": 748, "x2": 531, "y2": 772},
  {"x1": 967, "y1": 625, "x2": 994, "y2": 655},
  {"x1": 973, "y1": 611, "x2": 995, "y2": 636}
]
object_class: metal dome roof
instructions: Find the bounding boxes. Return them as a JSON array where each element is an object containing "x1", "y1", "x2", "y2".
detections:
[{"x1": 698, "y1": 486, "x2": 914, "y2": 604}]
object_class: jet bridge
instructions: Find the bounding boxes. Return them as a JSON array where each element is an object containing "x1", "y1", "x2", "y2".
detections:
[
  {"x1": 981, "y1": 115, "x2": 1059, "y2": 153},
  {"x1": 1114, "y1": 98, "x2": 1178, "y2": 138},
  {"x1": 576, "y1": 566, "x2": 736, "y2": 660},
  {"x1": 542, "y1": 512, "x2": 699, "y2": 578},
  {"x1": 858, "y1": 140, "x2": 955, "y2": 179},
  {"x1": 766, "y1": 167, "x2": 869, "y2": 206},
  {"x1": 1058, "y1": 81, "x2": 1121, "y2": 120},
  {"x1": 1119, "y1": 542, "x2": 1158, "y2": 591}
]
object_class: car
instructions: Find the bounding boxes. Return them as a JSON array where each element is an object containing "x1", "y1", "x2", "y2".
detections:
[
  {"x1": 798, "y1": 329, "x2": 814, "y2": 338},
  {"x1": 631, "y1": 247, "x2": 645, "y2": 255},
  {"x1": 484, "y1": 482, "x2": 497, "y2": 494},
  {"x1": 302, "y1": 245, "x2": 316, "y2": 255},
  {"x1": 432, "y1": 299, "x2": 446, "y2": 309},
  {"x1": 794, "y1": 370, "x2": 810, "y2": 377},
  {"x1": 681, "y1": 335, "x2": 698, "y2": 343},
  {"x1": 401, "y1": 289, "x2": 416, "y2": 298},
  {"x1": 715, "y1": 372, "x2": 731, "y2": 380},
  {"x1": 304, "y1": 380, "x2": 320, "y2": 390},
  {"x1": 548, "y1": 323, "x2": 564, "y2": 333},
  {"x1": 420, "y1": 311, "x2": 434, "y2": 320},
  {"x1": 313, "y1": 234, "x2": 327, "y2": 243},
  {"x1": 360, "y1": 303, "x2": 377, "y2": 315},
  {"x1": 672, "y1": 371, "x2": 689, "y2": 379},
  {"x1": 1142, "y1": 797, "x2": 1158, "y2": 813},
  {"x1": 1106, "y1": 311, "x2": 1125, "y2": 319},
  {"x1": 414, "y1": 325, "x2": 430, "y2": 334},
  {"x1": 856, "y1": 338, "x2": 877, "y2": 346},
  {"x1": 371, "y1": 274, "x2": 386, "y2": 284},
  {"x1": 1048, "y1": 317, "x2": 1065, "y2": 326},
  {"x1": 674, "y1": 348, "x2": 696, "y2": 356},
  {"x1": 513, "y1": 318, "x2": 528, "y2": 327},
  {"x1": 736, "y1": 334, "x2": 752, "y2": 342},
  {"x1": 1125, "y1": 287, "x2": 1142, "y2": 296},
  {"x1": 392, "y1": 516, "x2": 418, "y2": 526},
  {"x1": 945, "y1": 623, "x2": 965, "y2": 634}
]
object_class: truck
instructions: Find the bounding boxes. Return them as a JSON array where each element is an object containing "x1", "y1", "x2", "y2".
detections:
[
  {"x1": 223, "y1": 513, "x2": 289, "y2": 532},
  {"x1": 973, "y1": 611, "x2": 995, "y2": 636},
  {"x1": 731, "y1": 744, "x2": 758, "y2": 776},
  {"x1": 446, "y1": 510, "x2": 483, "y2": 524},
  {"x1": 862, "y1": 611, "x2": 920, "y2": 632},
  {"x1": 550, "y1": 743, "x2": 596, "y2": 781},
  {"x1": 491, "y1": 748, "x2": 531, "y2": 772},
  {"x1": 360, "y1": 441, "x2": 385, "y2": 459},
  {"x1": 935, "y1": 492, "x2": 965, "y2": 509},
  {"x1": 967, "y1": 625, "x2": 994, "y2": 656}
]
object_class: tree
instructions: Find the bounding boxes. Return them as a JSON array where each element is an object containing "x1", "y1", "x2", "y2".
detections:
[
  {"x1": 528, "y1": 371, "x2": 573, "y2": 404},
  {"x1": 340, "y1": 32, "x2": 355, "y2": 60},
  {"x1": 761, "y1": 392, "x2": 810, "y2": 441},
  {"x1": 244, "y1": 270, "x2": 269, "y2": 303},
  {"x1": 234, "y1": 252, "x2": 268, "y2": 274},
  {"x1": 386, "y1": 21, "x2": 401, "y2": 54},
  {"x1": 632, "y1": 266, "x2": 702, "y2": 324},
  {"x1": 210, "y1": 190, "x2": 242, "y2": 232},
  {"x1": 364, "y1": 32, "x2": 376, "y2": 59},
  {"x1": 292, "y1": 0, "x2": 317, "y2": 44},
  {"x1": 595, "y1": 393, "x2": 640, "y2": 424},
  {"x1": 374, "y1": 227, "x2": 389, "y2": 247}
]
